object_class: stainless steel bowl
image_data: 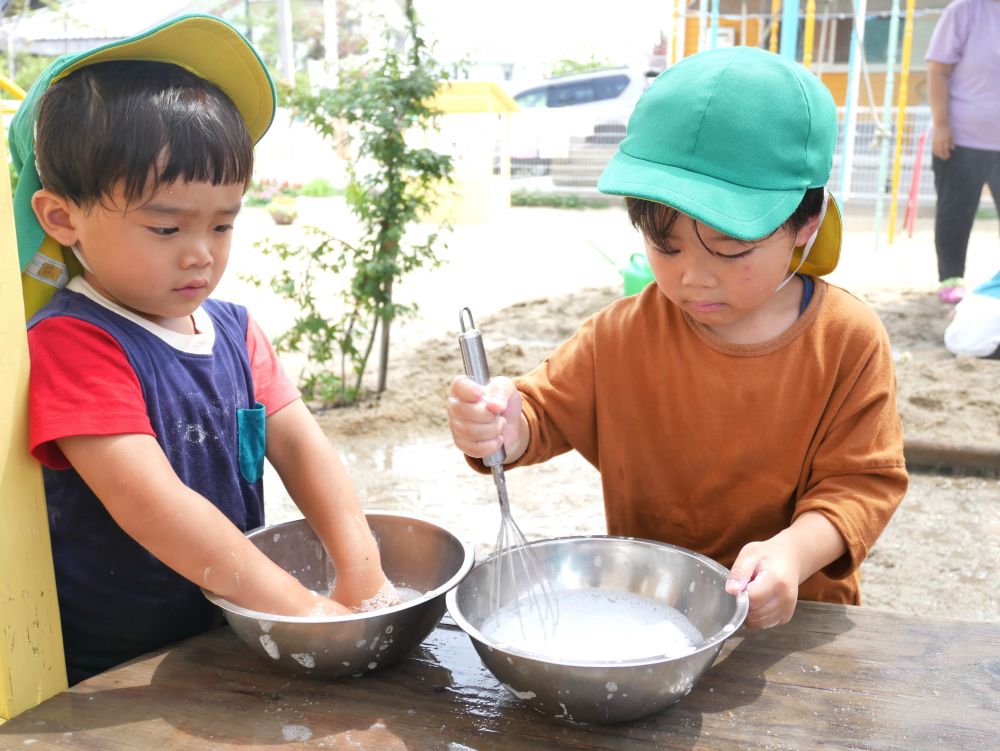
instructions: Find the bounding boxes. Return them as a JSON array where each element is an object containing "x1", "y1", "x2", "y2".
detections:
[
  {"x1": 446, "y1": 536, "x2": 748, "y2": 723},
  {"x1": 204, "y1": 512, "x2": 474, "y2": 678}
]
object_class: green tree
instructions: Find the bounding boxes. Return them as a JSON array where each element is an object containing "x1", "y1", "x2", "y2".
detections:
[
  {"x1": 1, "y1": 1, "x2": 57, "y2": 89},
  {"x1": 250, "y1": 0, "x2": 455, "y2": 406},
  {"x1": 549, "y1": 56, "x2": 614, "y2": 78}
]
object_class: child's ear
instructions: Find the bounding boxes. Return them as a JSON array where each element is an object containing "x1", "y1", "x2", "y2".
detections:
[
  {"x1": 793, "y1": 213, "x2": 822, "y2": 248},
  {"x1": 31, "y1": 190, "x2": 79, "y2": 247}
]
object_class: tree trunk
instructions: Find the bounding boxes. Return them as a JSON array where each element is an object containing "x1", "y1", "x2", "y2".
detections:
[{"x1": 376, "y1": 276, "x2": 393, "y2": 393}]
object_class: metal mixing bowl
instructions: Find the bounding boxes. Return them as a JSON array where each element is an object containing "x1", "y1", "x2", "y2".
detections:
[
  {"x1": 203, "y1": 512, "x2": 474, "y2": 678},
  {"x1": 446, "y1": 536, "x2": 749, "y2": 723}
]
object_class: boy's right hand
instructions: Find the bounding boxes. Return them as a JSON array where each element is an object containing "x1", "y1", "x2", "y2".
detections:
[{"x1": 447, "y1": 375, "x2": 525, "y2": 462}]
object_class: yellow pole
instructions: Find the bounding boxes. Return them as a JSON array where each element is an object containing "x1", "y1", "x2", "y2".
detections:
[
  {"x1": 769, "y1": 0, "x2": 782, "y2": 53},
  {"x1": 674, "y1": 0, "x2": 688, "y2": 64},
  {"x1": 888, "y1": 0, "x2": 917, "y2": 245},
  {"x1": 0, "y1": 75, "x2": 26, "y2": 100},
  {"x1": 803, "y1": 0, "x2": 817, "y2": 69},
  {"x1": 0, "y1": 124, "x2": 68, "y2": 719}
]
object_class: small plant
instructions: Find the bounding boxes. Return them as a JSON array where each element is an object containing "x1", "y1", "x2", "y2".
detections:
[
  {"x1": 244, "y1": 228, "x2": 361, "y2": 406},
  {"x1": 299, "y1": 177, "x2": 340, "y2": 197},
  {"x1": 266, "y1": 195, "x2": 298, "y2": 225},
  {"x1": 244, "y1": 178, "x2": 301, "y2": 207}
]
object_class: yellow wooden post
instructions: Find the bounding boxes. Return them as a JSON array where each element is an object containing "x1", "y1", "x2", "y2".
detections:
[
  {"x1": 888, "y1": 0, "x2": 917, "y2": 246},
  {"x1": 0, "y1": 124, "x2": 67, "y2": 720},
  {"x1": 803, "y1": 0, "x2": 817, "y2": 69},
  {"x1": 769, "y1": 0, "x2": 782, "y2": 53}
]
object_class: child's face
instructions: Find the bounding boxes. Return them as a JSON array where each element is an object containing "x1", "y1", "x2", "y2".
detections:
[
  {"x1": 65, "y1": 179, "x2": 244, "y2": 329},
  {"x1": 644, "y1": 212, "x2": 817, "y2": 341}
]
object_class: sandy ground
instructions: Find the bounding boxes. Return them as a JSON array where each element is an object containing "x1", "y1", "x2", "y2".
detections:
[{"x1": 233, "y1": 200, "x2": 1000, "y2": 623}]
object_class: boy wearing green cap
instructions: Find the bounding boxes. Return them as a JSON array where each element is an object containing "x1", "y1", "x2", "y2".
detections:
[
  {"x1": 448, "y1": 47, "x2": 907, "y2": 630},
  {"x1": 12, "y1": 15, "x2": 394, "y2": 684}
]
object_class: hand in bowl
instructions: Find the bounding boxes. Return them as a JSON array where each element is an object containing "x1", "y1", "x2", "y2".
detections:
[{"x1": 333, "y1": 569, "x2": 401, "y2": 614}]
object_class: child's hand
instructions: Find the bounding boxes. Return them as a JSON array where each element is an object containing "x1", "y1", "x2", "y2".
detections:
[
  {"x1": 724, "y1": 537, "x2": 801, "y2": 629},
  {"x1": 725, "y1": 511, "x2": 847, "y2": 630},
  {"x1": 446, "y1": 375, "x2": 524, "y2": 460},
  {"x1": 302, "y1": 593, "x2": 353, "y2": 617},
  {"x1": 331, "y1": 566, "x2": 400, "y2": 613}
]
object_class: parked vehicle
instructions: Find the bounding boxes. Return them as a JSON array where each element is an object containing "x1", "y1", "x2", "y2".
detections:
[{"x1": 506, "y1": 67, "x2": 656, "y2": 176}]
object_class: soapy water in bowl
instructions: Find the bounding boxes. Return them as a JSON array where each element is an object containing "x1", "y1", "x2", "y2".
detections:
[
  {"x1": 480, "y1": 588, "x2": 703, "y2": 662},
  {"x1": 311, "y1": 582, "x2": 424, "y2": 616}
]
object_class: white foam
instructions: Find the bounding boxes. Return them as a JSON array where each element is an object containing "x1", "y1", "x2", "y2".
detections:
[
  {"x1": 259, "y1": 634, "x2": 280, "y2": 660},
  {"x1": 480, "y1": 588, "x2": 703, "y2": 662},
  {"x1": 353, "y1": 580, "x2": 402, "y2": 613},
  {"x1": 281, "y1": 725, "x2": 312, "y2": 741}
]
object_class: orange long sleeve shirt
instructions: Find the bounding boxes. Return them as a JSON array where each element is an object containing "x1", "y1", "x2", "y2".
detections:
[{"x1": 509, "y1": 280, "x2": 907, "y2": 604}]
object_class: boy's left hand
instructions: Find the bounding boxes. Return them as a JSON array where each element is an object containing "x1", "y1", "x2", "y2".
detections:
[
  {"x1": 725, "y1": 537, "x2": 801, "y2": 629},
  {"x1": 725, "y1": 511, "x2": 848, "y2": 630}
]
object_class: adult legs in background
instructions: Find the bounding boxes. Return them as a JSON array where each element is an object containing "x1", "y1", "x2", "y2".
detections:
[
  {"x1": 987, "y1": 151, "x2": 1000, "y2": 244},
  {"x1": 933, "y1": 146, "x2": 1000, "y2": 284}
]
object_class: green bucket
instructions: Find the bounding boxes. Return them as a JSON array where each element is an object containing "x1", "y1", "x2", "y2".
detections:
[{"x1": 620, "y1": 252, "x2": 654, "y2": 296}]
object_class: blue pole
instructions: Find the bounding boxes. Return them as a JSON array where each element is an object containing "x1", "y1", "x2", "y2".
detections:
[
  {"x1": 780, "y1": 0, "x2": 799, "y2": 58},
  {"x1": 838, "y1": 0, "x2": 868, "y2": 204},
  {"x1": 698, "y1": 0, "x2": 708, "y2": 51},
  {"x1": 710, "y1": 0, "x2": 720, "y2": 49}
]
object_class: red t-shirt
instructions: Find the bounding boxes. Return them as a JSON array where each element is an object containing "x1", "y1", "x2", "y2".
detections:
[{"x1": 28, "y1": 313, "x2": 300, "y2": 469}]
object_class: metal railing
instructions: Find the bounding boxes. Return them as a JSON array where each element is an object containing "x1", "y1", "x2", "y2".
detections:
[{"x1": 504, "y1": 106, "x2": 953, "y2": 206}]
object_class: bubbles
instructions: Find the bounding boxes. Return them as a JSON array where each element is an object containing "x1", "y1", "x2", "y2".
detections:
[
  {"x1": 353, "y1": 580, "x2": 403, "y2": 613},
  {"x1": 480, "y1": 588, "x2": 703, "y2": 662}
]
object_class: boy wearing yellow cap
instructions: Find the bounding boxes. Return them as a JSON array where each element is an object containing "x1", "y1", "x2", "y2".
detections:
[
  {"x1": 11, "y1": 15, "x2": 394, "y2": 684},
  {"x1": 448, "y1": 47, "x2": 907, "y2": 630}
]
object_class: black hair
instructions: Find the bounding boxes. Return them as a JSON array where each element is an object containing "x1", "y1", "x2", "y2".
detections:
[
  {"x1": 625, "y1": 187, "x2": 826, "y2": 247},
  {"x1": 34, "y1": 60, "x2": 254, "y2": 210}
]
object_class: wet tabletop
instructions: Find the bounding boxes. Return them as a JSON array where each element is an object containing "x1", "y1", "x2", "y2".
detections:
[{"x1": 1, "y1": 602, "x2": 997, "y2": 750}]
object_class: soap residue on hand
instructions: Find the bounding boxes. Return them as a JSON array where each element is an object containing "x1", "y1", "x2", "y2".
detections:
[
  {"x1": 352, "y1": 580, "x2": 402, "y2": 613},
  {"x1": 311, "y1": 581, "x2": 423, "y2": 616},
  {"x1": 479, "y1": 588, "x2": 703, "y2": 661}
]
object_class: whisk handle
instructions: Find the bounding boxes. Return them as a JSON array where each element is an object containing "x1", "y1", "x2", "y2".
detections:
[{"x1": 458, "y1": 309, "x2": 506, "y2": 468}]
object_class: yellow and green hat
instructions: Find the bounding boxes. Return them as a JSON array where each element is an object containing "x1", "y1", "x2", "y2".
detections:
[
  {"x1": 9, "y1": 12, "x2": 276, "y2": 277},
  {"x1": 598, "y1": 46, "x2": 841, "y2": 276}
]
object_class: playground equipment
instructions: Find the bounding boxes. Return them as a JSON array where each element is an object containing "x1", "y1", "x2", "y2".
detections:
[
  {"x1": 873, "y1": 0, "x2": 902, "y2": 251},
  {"x1": 904, "y1": 128, "x2": 929, "y2": 238},
  {"x1": 888, "y1": 0, "x2": 918, "y2": 246},
  {"x1": 802, "y1": 0, "x2": 817, "y2": 69},
  {"x1": 0, "y1": 74, "x2": 67, "y2": 721}
]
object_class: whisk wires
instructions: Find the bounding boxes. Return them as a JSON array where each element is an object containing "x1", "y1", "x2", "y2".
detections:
[{"x1": 490, "y1": 470, "x2": 559, "y2": 635}]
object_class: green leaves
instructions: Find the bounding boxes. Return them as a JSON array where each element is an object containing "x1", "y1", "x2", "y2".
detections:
[{"x1": 249, "y1": 1, "x2": 457, "y2": 406}]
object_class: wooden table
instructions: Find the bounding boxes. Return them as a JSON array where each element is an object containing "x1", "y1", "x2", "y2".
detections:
[{"x1": 1, "y1": 602, "x2": 997, "y2": 750}]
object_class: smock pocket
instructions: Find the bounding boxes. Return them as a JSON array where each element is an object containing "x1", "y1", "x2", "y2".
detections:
[{"x1": 237, "y1": 402, "x2": 266, "y2": 484}]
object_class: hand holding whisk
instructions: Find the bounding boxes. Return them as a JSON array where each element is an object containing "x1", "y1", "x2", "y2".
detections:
[{"x1": 456, "y1": 308, "x2": 558, "y2": 630}]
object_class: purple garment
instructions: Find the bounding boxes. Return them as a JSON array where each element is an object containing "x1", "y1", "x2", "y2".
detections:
[
  {"x1": 924, "y1": 0, "x2": 1000, "y2": 151},
  {"x1": 28, "y1": 290, "x2": 265, "y2": 684}
]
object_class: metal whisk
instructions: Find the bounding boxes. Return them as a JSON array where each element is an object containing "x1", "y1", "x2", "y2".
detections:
[{"x1": 458, "y1": 308, "x2": 558, "y2": 629}]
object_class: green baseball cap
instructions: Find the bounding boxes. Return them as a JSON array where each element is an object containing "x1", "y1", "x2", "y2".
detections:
[
  {"x1": 599, "y1": 46, "x2": 841, "y2": 276},
  {"x1": 9, "y1": 13, "x2": 276, "y2": 273}
]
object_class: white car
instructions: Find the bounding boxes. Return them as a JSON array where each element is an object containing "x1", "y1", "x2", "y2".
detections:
[{"x1": 507, "y1": 67, "x2": 654, "y2": 175}]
